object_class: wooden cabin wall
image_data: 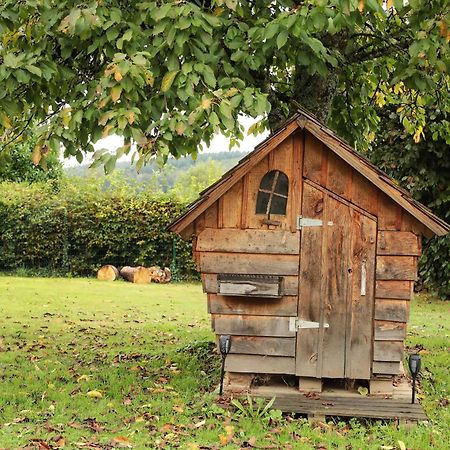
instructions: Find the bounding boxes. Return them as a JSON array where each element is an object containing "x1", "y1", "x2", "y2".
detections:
[
  {"x1": 189, "y1": 129, "x2": 424, "y2": 380},
  {"x1": 190, "y1": 133, "x2": 303, "y2": 375}
]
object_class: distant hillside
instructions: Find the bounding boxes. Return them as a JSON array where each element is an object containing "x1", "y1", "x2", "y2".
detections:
[{"x1": 65, "y1": 151, "x2": 248, "y2": 192}]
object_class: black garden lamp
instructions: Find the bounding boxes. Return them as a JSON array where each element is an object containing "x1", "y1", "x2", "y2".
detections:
[
  {"x1": 408, "y1": 353, "x2": 421, "y2": 404},
  {"x1": 219, "y1": 335, "x2": 232, "y2": 396}
]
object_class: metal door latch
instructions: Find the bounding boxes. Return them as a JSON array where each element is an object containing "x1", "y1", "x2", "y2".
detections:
[
  {"x1": 296, "y1": 216, "x2": 334, "y2": 230},
  {"x1": 289, "y1": 317, "x2": 330, "y2": 331}
]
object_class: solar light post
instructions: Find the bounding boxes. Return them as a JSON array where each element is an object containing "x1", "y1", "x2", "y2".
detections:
[
  {"x1": 219, "y1": 335, "x2": 232, "y2": 396},
  {"x1": 408, "y1": 353, "x2": 421, "y2": 404}
]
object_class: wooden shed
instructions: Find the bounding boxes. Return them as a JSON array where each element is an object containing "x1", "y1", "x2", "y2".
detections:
[{"x1": 169, "y1": 108, "x2": 449, "y2": 397}]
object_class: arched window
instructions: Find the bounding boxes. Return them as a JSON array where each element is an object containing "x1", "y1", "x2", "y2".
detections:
[{"x1": 256, "y1": 170, "x2": 289, "y2": 215}]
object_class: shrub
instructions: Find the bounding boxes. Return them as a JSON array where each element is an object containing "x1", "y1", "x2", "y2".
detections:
[{"x1": 0, "y1": 180, "x2": 197, "y2": 279}]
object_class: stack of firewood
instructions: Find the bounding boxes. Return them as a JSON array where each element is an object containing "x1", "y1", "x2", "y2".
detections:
[{"x1": 97, "y1": 265, "x2": 172, "y2": 283}]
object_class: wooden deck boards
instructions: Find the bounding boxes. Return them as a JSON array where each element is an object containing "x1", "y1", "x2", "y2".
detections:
[{"x1": 250, "y1": 379, "x2": 427, "y2": 421}]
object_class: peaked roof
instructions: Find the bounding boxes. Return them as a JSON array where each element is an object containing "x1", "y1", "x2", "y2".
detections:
[{"x1": 169, "y1": 107, "x2": 450, "y2": 237}]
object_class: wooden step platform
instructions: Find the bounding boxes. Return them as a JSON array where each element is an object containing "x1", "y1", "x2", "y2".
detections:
[{"x1": 250, "y1": 378, "x2": 427, "y2": 423}]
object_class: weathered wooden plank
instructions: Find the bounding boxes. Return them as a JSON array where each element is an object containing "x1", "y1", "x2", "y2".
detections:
[
  {"x1": 197, "y1": 228, "x2": 300, "y2": 254},
  {"x1": 194, "y1": 211, "x2": 206, "y2": 235},
  {"x1": 376, "y1": 256, "x2": 417, "y2": 281},
  {"x1": 345, "y1": 210, "x2": 376, "y2": 379},
  {"x1": 303, "y1": 132, "x2": 324, "y2": 185},
  {"x1": 372, "y1": 361, "x2": 402, "y2": 375},
  {"x1": 374, "y1": 320, "x2": 407, "y2": 341},
  {"x1": 208, "y1": 294, "x2": 297, "y2": 317},
  {"x1": 225, "y1": 354, "x2": 295, "y2": 374},
  {"x1": 290, "y1": 131, "x2": 303, "y2": 232},
  {"x1": 320, "y1": 194, "x2": 352, "y2": 378},
  {"x1": 378, "y1": 193, "x2": 402, "y2": 231},
  {"x1": 240, "y1": 173, "x2": 250, "y2": 229},
  {"x1": 377, "y1": 231, "x2": 421, "y2": 256},
  {"x1": 199, "y1": 252, "x2": 299, "y2": 276},
  {"x1": 374, "y1": 299, "x2": 409, "y2": 322},
  {"x1": 296, "y1": 182, "x2": 324, "y2": 377},
  {"x1": 212, "y1": 314, "x2": 295, "y2": 337},
  {"x1": 375, "y1": 280, "x2": 413, "y2": 299},
  {"x1": 247, "y1": 155, "x2": 270, "y2": 229},
  {"x1": 204, "y1": 201, "x2": 218, "y2": 228},
  {"x1": 203, "y1": 274, "x2": 299, "y2": 296},
  {"x1": 373, "y1": 341, "x2": 404, "y2": 362},
  {"x1": 326, "y1": 150, "x2": 353, "y2": 200},
  {"x1": 263, "y1": 395, "x2": 426, "y2": 419},
  {"x1": 351, "y1": 171, "x2": 379, "y2": 217},
  {"x1": 221, "y1": 179, "x2": 242, "y2": 228},
  {"x1": 228, "y1": 336, "x2": 296, "y2": 357}
]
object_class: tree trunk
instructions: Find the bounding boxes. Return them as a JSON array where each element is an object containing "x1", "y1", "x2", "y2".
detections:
[
  {"x1": 97, "y1": 265, "x2": 119, "y2": 281},
  {"x1": 267, "y1": 68, "x2": 338, "y2": 131},
  {"x1": 120, "y1": 266, "x2": 152, "y2": 284}
]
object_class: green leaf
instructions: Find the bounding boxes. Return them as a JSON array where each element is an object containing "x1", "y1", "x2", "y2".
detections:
[
  {"x1": 161, "y1": 70, "x2": 179, "y2": 92},
  {"x1": 3, "y1": 53, "x2": 21, "y2": 69},
  {"x1": 276, "y1": 30, "x2": 288, "y2": 49},
  {"x1": 264, "y1": 23, "x2": 279, "y2": 40},
  {"x1": 111, "y1": 86, "x2": 122, "y2": 102},
  {"x1": 24, "y1": 65, "x2": 42, "y2": 77},
  {"x1": 219, "y1": 100, "x2": 232, "y2": 119},
  {"x1": 202, "y1": 66, "x2": 216, "y2": 88},
  {"x1": 132, "y1": 54, "x2": 147, "y2": 66}
]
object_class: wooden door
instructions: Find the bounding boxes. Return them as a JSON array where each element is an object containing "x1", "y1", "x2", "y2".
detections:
[{"x1": 296, "y1": 181, "x2": 376, "y2": 379}]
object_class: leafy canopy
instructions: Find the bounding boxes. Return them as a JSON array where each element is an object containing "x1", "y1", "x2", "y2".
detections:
[{"x1": 0, "y1": 0, "x2": 449, "y2": 170}]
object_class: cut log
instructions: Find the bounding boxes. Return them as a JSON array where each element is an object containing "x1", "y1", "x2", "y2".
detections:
[
  {"x1": 97, "y1": 265, "x2": 119, "y2": 281},
  {"x1": 120, "y1": 266, "x2": 152, "y2": 284},
  {"x1": 148, "y1": 266, "x2": 172, "y2": 283}
]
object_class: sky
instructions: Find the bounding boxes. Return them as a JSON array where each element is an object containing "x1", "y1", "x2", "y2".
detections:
[{"x1": 63, "y1": 115, "x2": 269, "y2": 167}]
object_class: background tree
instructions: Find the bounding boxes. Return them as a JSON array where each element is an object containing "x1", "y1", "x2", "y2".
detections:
[
  {"x1": 0, "y1": 0, "x2": 448, "y2": 169},
  {"x1": 0, "y1": 135, "x2": 62, "y2": 183},
  {"x1": 370, "y1": 108, "x2": 450, "y2": 298},
  {"x1": 169, "y1": 160, "x2": 225, "y2": 201}
]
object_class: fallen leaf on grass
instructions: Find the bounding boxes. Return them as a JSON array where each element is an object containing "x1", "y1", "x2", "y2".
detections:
[
  {"x1": 173, "y1": 405, "x2": 184, "y2": 413},
  {"x1": 219, "y1": 425, "x2": 234, "y2": 445},
  {"x1": 111, "y1": 436, "x2": 132, "y2": 448},
  {"x1": 243, "y1": 436, "x2": 257, "y2": 447},
  {"x1": 87, "y1": 390, "x2": 102, "y2": 399},
  {"x1": 77, "y1": 375, "x2": 91, "y2": 382},
  {"x1": 398, "y1": 441, "x2": 406, "y2": 450},
  {"x1": 52, "y1": 436, "x2": 65, "y2": 448},
  {"x1": 83, "y1": 418, "x2": 105, "y2": 433},
  {"x1": 194, "y1": 420, "x2": 206, "y2": 428}
]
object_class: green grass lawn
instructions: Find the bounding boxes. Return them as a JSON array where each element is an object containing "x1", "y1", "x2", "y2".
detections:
[{"x1": 0, "y1": 277, "x2": 448, "y2": 449}]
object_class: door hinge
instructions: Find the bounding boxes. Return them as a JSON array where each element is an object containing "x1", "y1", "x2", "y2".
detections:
[
  {"x1": 289, "y1": 317, "x2": 330, "y2": 331},
  {"x1": 296, "y1": 216, "x2": 333, "y2": 230}
]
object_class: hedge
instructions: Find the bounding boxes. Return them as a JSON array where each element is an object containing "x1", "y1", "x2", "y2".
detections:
[{"x1": 0, "y1": 181, "x2": 197, "y2": 279}]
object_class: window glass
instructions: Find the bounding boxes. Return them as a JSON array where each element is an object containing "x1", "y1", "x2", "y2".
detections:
[
  {"x1": 259, "y1": 171, "x2": 276, "y2": 191},
  {"x1": 270, "y1": 195, "x2": 288, "y2": 215},
  {"x1": 275, "y1": 172, "x2": 289, "y2": 196},
  {"x1": 256, "y1": 192, "x2": 270, "y2": 214}
]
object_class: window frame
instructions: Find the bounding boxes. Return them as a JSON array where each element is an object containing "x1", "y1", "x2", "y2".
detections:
[{"x1": 255, "y1": 170, "x2": 289, "y2": 216}]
